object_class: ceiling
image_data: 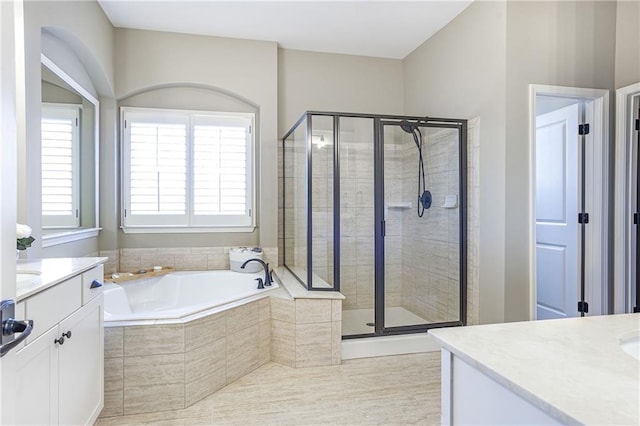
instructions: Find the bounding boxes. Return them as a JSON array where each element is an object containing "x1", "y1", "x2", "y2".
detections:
[{"x1": 97, "y1": 1, "x2": 473, "y2": 59}]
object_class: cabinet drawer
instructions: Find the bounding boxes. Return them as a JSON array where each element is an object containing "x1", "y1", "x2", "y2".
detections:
[
  {"x1": 25, "y1": 276, "x2": 81, "y2": 344},
  {"x1": 82, "y1": 265, "x2": 104, "y2": 305}
]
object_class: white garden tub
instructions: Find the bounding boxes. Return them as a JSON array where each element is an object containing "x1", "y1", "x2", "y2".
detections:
[{"x1": 103, "y1": 270, "x2": 279, "y2": 324}]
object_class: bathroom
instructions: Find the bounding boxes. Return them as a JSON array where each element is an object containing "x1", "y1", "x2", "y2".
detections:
[{"x1": 1, "y1": 0, "x2": 639, "y2": 424}]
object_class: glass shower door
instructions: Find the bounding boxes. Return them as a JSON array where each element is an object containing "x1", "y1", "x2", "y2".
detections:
[{"x1": 381, "y1": 121, "x2": 465, "y2": 331}]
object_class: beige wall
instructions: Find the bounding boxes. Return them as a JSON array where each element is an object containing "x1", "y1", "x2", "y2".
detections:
[
  {"x1": 504, "y1": 1, "x2": 617, "y2": 321},
  {"x1": 615, "y1": 0, "x2": 640, "y2": 89},
  {"x1": 277, "y1": 48, "x2": 404, "y2": 135},
  {"x1": 403, "y1": 1, "x2": 507, "y2": 324},
  {"x1": 21, "y1": 1, "x2": 114, "y2": 258},
  {"x1": 112, "y1": 28, "x2": 279, "y2": 249}
]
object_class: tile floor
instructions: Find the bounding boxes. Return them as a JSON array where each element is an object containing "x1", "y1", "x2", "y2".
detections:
[{"x1": 96, "y1": 352, "x2": 441, "y2": 425}]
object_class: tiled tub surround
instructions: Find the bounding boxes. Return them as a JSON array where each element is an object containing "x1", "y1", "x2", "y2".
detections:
[
  {"x1": 101, "y1": 298, "x2": 271, "y2": 417},
  {"x1": 93, "y1": 247, "x2": 278, "y2": 275},
  {"x1": 100, "y1": 270, "x2": 343, "y2": 418}
]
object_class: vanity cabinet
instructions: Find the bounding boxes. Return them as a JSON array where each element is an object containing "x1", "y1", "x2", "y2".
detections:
[{"x1": 5, "y1": 264, "x2": 104, "y2": 425}]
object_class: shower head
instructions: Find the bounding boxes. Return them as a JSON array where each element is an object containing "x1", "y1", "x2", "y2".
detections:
[
  {"x1": 400, "y1": 120, "x2": 416, "y2": 134},
  {"x1": 400, "y1": 120, "x2": 422, "y2": 150}
]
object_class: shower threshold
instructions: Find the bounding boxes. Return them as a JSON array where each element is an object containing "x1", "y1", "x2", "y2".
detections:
[{"x1": 341, "y1": 333, "x2": 440, "y2": 360}]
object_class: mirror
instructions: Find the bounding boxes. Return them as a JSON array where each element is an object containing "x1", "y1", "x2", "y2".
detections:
[{"x1": 40, "y1": 55, "x2": 99, "y2": 246}]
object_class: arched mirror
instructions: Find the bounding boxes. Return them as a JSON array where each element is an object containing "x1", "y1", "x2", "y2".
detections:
[{"x1": 40, "y1": 54, "x2": 99, "y2": 246}]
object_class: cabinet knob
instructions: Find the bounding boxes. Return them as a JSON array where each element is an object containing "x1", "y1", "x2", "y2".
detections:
[
  {"x1": 90, "y1": 280, "x2": 102, "y2": 289},
  {"x1": 54, "y1": 336, "x2": 65, "y2": 345},
  {"x1": 62, "y1": 331, "x2": 71, "y2": 339}
]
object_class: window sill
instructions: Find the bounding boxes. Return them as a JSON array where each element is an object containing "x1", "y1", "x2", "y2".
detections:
[
  {"x1": 120, "y1": 226, "x2": 256, "y2": 234},
  {"x1": 42, "y1": 227, "x2": 102, "y2": 248}
]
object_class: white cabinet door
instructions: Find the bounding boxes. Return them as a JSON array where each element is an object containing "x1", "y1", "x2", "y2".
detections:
[
  {"x1": 4, "y1": 326, "x2": 59, "y2": 425},
  {"x1": 58, "y1": 295, "x2": 104, "y2": 426}
]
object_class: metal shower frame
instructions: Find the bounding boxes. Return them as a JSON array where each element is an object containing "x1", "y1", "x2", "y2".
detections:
[{"x1": 282, "y1": 111, "x2": 468, "y2": 337}]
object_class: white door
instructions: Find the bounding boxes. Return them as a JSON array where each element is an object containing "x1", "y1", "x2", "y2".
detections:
[
  {"x1": 535, "y1": 103, "x2": 580, "y2": 320},
  {"x1": 1, "y1": 0, "x2": 22, "y2": 424}
]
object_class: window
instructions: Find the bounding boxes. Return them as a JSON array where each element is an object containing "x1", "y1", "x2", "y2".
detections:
[
  {"x1": 121, "y1": 108, "x2": 255, "y2": 231},
  {"x1": 41, "y1": 104, "x2": 80, "y2": 228}
]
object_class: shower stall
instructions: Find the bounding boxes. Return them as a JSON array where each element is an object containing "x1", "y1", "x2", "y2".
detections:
[{"x1": 281, "y1": 111, "x2": 467, "y2": 338}]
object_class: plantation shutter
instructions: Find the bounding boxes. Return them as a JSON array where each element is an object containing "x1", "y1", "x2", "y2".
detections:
[
  {"x1": 122, "y1": 108, "x2": 253, "y2": 230},
  {"x1": 193, "y1": 117, "x2": 251, "y2": 216},
  {"x1": 41, "y1": 104, "x2": 80, "y2": 228}
]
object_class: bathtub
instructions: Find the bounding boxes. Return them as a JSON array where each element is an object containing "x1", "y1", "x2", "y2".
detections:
[{"x1": 103, "y1": 270, "x2": 280, "y2": 324}]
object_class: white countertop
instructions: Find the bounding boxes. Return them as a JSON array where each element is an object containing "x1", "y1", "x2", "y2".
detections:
[
  {"x1": 430, "y1": 314, "x2": 640, "y2": 425},
  {"x1": 16, "y1": 257, "x2": 107, "y2": 301}
]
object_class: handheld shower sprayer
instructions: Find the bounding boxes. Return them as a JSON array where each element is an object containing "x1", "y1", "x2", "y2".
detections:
[{"x1": 400, "y1": 120, "x2": 431, "y2": 217}]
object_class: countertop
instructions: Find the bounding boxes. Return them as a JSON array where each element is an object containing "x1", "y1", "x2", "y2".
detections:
[
  {"x1": 16, "y1": 257, "x2": 107, "y2": 301},
  {"x1": 430, "y1": 314, "x2": 640, "y2": 425}
]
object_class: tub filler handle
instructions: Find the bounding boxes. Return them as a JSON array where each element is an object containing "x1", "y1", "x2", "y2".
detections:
[
  {"x1": 255, "y1": 277, "x2": 265, "y2": 289},
  {"x1": 241, "y1": 258, "x2": 273, "y2": 288}
]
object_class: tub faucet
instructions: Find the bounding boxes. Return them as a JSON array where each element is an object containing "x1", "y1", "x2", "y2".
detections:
[{"x1": 241, "y1": 258, "x2": 273, "y2": 288}]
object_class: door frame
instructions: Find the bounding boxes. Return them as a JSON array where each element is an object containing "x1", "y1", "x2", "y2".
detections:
[
  {"x1": 528, "y1": 85, "x2": 610, "y2": 320},
  {"x1": 614, "y1": 82, "x2": 640, "y2": 313}
]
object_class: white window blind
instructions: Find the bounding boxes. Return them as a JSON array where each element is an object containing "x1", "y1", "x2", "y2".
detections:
[
  {"x1": 41, "y1": 104, "x2": 80, "y2": 228},
  {"x1": 122, "y1": 108, "x2": 254, "y2": 231}
]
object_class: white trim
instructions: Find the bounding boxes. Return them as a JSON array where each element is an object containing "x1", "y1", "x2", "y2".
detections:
[
  {"x1": 614, "y1": 82, "x2": 640, "y2": 313},
  {"x1": 528, "y1": 85, "x2": 610, "y2": 320},
  {"x1": 41, "y1": 227, "x2": 101, "y2": 247},
  {"x1": 120, "y1": 225, "x2": 255, "y2": 234}
]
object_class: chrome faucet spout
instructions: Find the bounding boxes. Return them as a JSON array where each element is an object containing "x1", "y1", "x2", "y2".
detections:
[{"x1": 241, "y1": 258, "x2": 272, "y2": 287}]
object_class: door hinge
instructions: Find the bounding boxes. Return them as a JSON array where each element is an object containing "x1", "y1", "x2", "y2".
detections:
[
  {"x1": 635, "y1": 118, "x2": 639, "y2": 131},
  {"x1": 578, "y1": 123, "x2": 590, "y2": 135},
  {"x1": 634, "y1": 212, "x2": 639, "y2": 225},
  {"x1": 633, "y1": 306, "x2": 640, "y2": 313},
  {"x1": 382, "y1": 220, "x2": 386, "y2": 237},
  {"x1": 124, "y1": 209, "x2": 127, "y2": 218},
  {"x1": 578, "y1": 301, "x2": 589, "y2": 314},
  {"x1": 76, "y1": 118, "x2": 79, "y2": 127},
  {"x1": 75, "y1": 209, "x2": 79, "y2": 218},
  {"x1": 578, "y1": 213, "x2": 589, "y2": 224}
]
